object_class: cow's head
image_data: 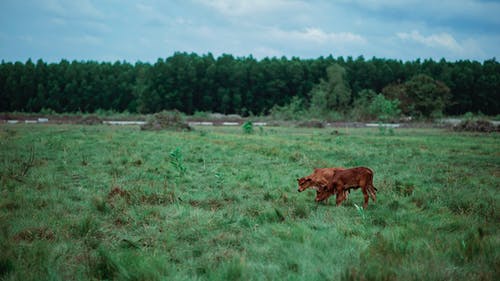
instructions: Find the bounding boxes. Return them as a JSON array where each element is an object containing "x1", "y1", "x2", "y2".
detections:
[{"x1": 297, "y1": 176, "x2": 318, "y2": 192}]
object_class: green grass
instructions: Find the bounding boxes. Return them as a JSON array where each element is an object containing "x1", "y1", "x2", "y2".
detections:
[{"x1": 0, "y1": 124, "x2": 499, "y2": 280}]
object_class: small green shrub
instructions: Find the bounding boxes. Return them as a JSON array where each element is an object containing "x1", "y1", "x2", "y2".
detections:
[
  {"x1": 242, "y1": 121, "x2": 253, "y2": 134},
  {"x1": 169, "y1": 147, "x2": 186, "y2": 175}
]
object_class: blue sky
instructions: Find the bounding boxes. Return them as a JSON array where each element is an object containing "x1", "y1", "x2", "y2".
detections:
[{"x1": 1, "y1": 0, "x2": 499, "y2": 62}]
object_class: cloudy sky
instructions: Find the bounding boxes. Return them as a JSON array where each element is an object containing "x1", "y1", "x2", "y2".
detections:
[{"x1": 1, "y1": 0, "x2": 499, "y2": 62}]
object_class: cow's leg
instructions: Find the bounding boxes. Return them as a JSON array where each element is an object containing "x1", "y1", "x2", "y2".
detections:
[
  {"x1": 315, "y1": 191, "x2": 323, "y2": 202},
  {"x1": 335, "y1": 190, "x2": 344, "y2": 206},
  {"x1": 324, "y1": 192, "x2": 332, "y2": 204},
  {"x1": 343, "y1": 190, "x2": 349, "y2": 201},
  {"x1": 362, "y1": 186, "x2": 369, "y2": 209},
  {"x1": 335, "y1": 188, "x2": 346, "y2": 206},
  {"x1": 320, "y1": 192, "x2": 330, "y2": 202},
  {"x1": 327, "y1": 184, "x2": 340, "y2": 204},
  {"x1": 335, "y1": 193, "x2": 342, "y2": 206},
  {"x1": 341, "y1": 189, "x2": 348, "y2": 203},
  {"x1": 324, "y1": 185, "x2": 334, "y2": 203},
  {"x1": 315, "y1": 190, "x2": 331, "y2": 202}
]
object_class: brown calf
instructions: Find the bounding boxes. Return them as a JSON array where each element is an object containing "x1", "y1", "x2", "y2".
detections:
[
  {"x1": 297, "y1": 168, "x2": 343, "y2": 192},
  {"x1": 297, "y1": 167, "x2": 348, "y2": 202},
  {"x1": 316, "y1": 167, "x2": 377, "y2": 208}
]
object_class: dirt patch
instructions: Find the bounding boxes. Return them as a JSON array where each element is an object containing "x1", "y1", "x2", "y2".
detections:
[
  {"x1": 77, "y1": 115, "x2": 103, "y2": 125},
  {"x1": 13, "y1": 227, "x2": 55, "y2": 242},
  {"x1": 140, "y1": 192, "x2": 176, "y2": 205},
  {"x1": 107, "y1": 186, "x2": 131, "y2": 207},
  {"x1": 113, "y1": 217, "x2": 129, "y2": 227},
  {"x1": 297, "y1": 120, "x2": 325, "y2": 128},
  {"x1": 107, "y1": 186, "x2": 130, "y2": 198}
]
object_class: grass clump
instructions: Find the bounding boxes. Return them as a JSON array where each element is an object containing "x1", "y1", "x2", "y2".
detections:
[
  {"x1": 169, "y1": 147, "x2": 187, "y2": 176},
  {"x1": 141, "y1": 110, "x2": 192, "y2": 131}
]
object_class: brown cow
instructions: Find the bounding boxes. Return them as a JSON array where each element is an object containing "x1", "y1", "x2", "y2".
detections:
[
  {"x1": 316, "y1": 167, "x2": 377, "y2": 208},
  {"x1": 297, "y1": 167, "x2": 347, "y2": 202}
]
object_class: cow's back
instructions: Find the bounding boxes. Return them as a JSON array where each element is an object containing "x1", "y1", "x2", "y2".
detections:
[
  {"x1": 314, "y1": 167, "x2": 345, "y2": 183},
  {"x1": 335, "y1": 167, "x2": 373, "y2": 186}
]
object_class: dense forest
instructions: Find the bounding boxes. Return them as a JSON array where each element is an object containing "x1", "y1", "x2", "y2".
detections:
[{"x1": 0, "y1": 53, "x2": 499, "y2": 117}]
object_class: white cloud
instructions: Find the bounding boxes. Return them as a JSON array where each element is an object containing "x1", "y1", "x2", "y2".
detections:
[
  {"x1": 271, "y1": 27, "x2": 366, "y2": 45},
  {"x1": 196, "y1": 0, "x2": 306, "y2": 16},
  {"x1": 1, "y1": 0, "x2": 497, "y2": 62},
  {"x1": 397, "y1": 30, "x2": 463, "y2": 53},
  {"x1": 340, "y1": 0, "x2": 421, "y2": 10}
]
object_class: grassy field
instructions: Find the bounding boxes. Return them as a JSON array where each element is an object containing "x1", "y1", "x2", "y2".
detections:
[{"x1": 0, "y1": 124, "x2": 498, "y2": 280}]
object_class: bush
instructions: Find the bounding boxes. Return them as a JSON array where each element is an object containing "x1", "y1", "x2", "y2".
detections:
[
  {"x1": 453, "y1": 120, "x2": 499, "y2": 133},
  {"x1": 383, "y1": 74, "x2": 450, "y2": 118},
  {"x1": 39, "y1": 108, "x2": 57, "y2": 115},
  {"x1": 352, "y1": 89, "x2": 401, "y2": 121},
  {"x1": 140, "y1": 110, "x2": 192, "y2": 131},
  {"x1": 369, "y1": 94, "x2": 401, "y2": 122},
  {"x1": 242, "y1": 121, "x2": 254, "y2": 134},
  {"x1": 351, "y1": 89, "x2": 401, "y2": 122},
  {"x1": 270, "y1": 96, "x2": 307, "y2": 121},
  {"x1": 351, "y1": 89, "x2": 376, "y2": 120}
]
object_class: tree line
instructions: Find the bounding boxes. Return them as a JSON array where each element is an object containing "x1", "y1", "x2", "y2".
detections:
[{"x1": 0, "y1": 53, "x2": 499, "y2": 117}]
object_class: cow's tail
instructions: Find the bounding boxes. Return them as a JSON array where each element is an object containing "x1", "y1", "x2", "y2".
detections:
[
  {"x1": 366, "y1": 167, "x2": 377, "y2": 201},
  {"x1": 367, "y1": 167, "x2": 377, "y2": 191}
]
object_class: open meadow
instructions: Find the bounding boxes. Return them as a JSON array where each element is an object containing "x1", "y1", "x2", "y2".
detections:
[{"x1": 0, "y1": 124, "x2": 499, "y2": 280}]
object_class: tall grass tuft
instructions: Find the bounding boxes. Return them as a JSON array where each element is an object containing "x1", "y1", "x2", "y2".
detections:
[
  {"x1": 354, "y1": 203, "x2": 366, "y2": 220},
  {"x1": 169, "y1": 147, "x2": 186, "y2": 175}
]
